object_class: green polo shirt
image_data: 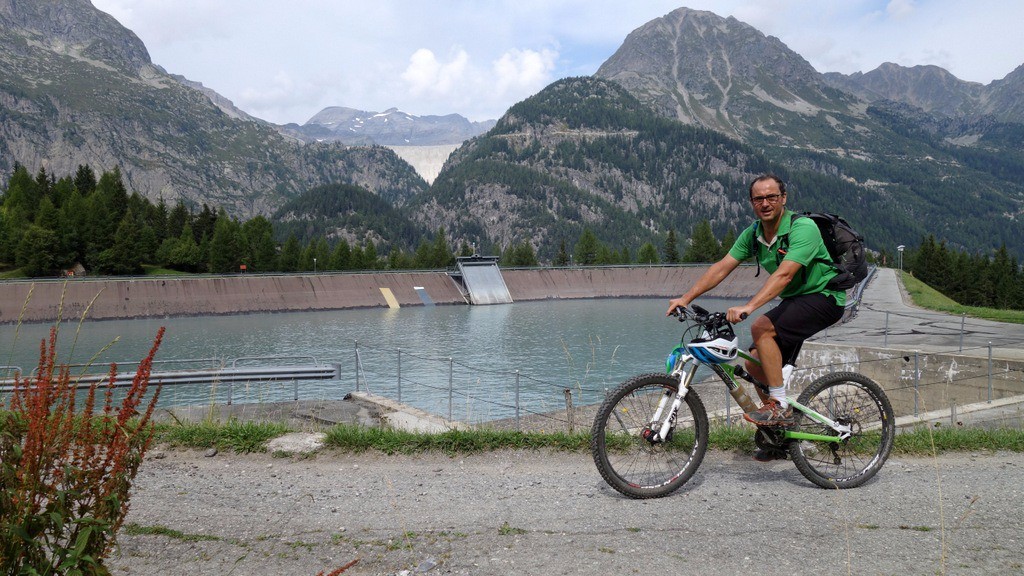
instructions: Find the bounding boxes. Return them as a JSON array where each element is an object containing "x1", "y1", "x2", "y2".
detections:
[{"x1": 729, "y1": 210, "x2": 846, "y2": 306}]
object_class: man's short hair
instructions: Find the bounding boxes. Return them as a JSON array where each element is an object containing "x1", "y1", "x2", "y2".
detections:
[{"x1": 748, "y1": 174, "x2": 787, "y2": 198}]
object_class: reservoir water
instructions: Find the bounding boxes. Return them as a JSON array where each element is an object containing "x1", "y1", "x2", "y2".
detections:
[{"x1": 1, "y1": 297, "x2": 750, "y2": 421}]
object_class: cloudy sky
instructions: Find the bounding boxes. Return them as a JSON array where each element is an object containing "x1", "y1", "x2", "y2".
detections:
[{"x1": 91, "y1": 0, "x2": 1024, "y2": 126}]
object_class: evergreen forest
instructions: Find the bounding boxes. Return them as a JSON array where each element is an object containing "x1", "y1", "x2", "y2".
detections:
[
  {"x1": 2, "y1": 163, "x2": 1020, "y2": 312},
  {"x1": 0, "y1": 164, "x2": 710, "y2": 277}
]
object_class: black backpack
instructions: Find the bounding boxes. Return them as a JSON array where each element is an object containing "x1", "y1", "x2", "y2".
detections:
[{"x1": 754, "y1": 212, "x2": 868, "y2": 291}]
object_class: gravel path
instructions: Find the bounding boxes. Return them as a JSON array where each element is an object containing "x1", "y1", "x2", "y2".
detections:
[{"x1": 109, "y1": 448, "x2": 1024, "y2": 576}]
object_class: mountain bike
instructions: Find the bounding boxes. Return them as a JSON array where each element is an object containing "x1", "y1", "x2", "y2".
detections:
[{"x1": 590, "y1": 305, "x2": 895, "y2": 498}]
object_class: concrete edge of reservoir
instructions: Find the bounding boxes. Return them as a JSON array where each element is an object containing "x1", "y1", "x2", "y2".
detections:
[{"x1": 0, "y1": 265, "x2": 762, "y2": 324}]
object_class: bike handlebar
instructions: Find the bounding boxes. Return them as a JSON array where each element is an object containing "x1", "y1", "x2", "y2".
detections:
[{"x1": 670, "y1": 305, "x2": 747, "y2": 323}]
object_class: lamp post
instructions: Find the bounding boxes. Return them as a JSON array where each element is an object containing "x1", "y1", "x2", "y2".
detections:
[
  {"x1": 313, "y1": 257, "x2": 317, "y2": 274},
  {"x1": 896, "y1": 245, "x2": 905, "y2": 272}
]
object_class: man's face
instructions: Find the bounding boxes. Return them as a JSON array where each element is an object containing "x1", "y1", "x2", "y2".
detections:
[{"x1": 749, "y1": 179, "x2": 786, "y2": 224}]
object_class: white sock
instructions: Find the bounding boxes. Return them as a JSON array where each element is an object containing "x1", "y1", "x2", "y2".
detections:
[{"x1": 770, "y1": 386, "x2": 788, "y2": 409}]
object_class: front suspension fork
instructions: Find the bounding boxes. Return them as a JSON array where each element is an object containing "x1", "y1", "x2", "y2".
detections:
[{"x1": 644, "y1": 360, "x2": 698, "y2": 443}]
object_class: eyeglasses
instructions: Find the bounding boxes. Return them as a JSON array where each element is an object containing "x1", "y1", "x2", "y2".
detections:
[{"x1": 750, "y1": 193, "x2": 783, "y2": 205}]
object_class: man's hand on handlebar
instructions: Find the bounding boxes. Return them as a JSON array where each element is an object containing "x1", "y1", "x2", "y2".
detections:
[
  {"x1": 666, "y1": 297, "x2": 690, "y2": 317},
  {"x1": 726, "y1": 306, "x2": 753, "y2": 324}
]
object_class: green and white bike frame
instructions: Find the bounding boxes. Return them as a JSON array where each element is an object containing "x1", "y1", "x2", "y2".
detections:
[{"x1": 666, "y1": 346, "x2": 854, "y2": 443}]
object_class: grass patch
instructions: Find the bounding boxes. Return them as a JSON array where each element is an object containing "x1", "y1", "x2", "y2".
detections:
[
  {"x1": 902, "y1": 271, "x2": 1024, "y2": 324},
  {"x1": 123, "y1": 523, "x2": 221, "y2": 542},
  {"x1": 142, "y1": 264, "x2": 193, "y2": 276},
  {"x1": 150, "y1": 419, "x2": 1024, "y2": 455},
  {"x1": 0, "y1": 267, "x2": 27, "y2": 279},
  {"x1": 893, "y1": 425, "x2": 1024, "y2": 454},
  {"x1": 154, "y1": 419, "x2": 290, "y2": 453},
  {"x1": 498, "y1": 522, "x2": 527, "y2": 536},
  {"x1": 323, "y1": 425, "x2": 589, "y2": 454}
]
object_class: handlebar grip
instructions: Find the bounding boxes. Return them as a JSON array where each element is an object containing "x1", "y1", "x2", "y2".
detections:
[{"x1": 739, "y1": 312, "x2": 748, "y2": 321}]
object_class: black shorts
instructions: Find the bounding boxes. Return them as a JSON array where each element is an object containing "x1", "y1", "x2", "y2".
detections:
[{"x1": 760, "y1": 293, "x2": 844, "y2": 365}]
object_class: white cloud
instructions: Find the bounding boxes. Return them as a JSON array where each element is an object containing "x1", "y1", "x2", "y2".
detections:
[
  {"x1": 886, "y1": 0, "x2": 916, "y2": 19},
  {"x1": 401, "y1": 48, "x2": 470, "y2": 97},
  {"x1": 493, "y1": 48, "x2": 558, "y2": 95}
]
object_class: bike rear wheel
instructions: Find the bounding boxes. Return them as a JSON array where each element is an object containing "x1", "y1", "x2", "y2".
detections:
[
  {"x1": 789, "y1": 371, "x2": 895, "y2": 489},
  {"x1": 590, "y1": 373, "x2": 709, "y2": 499}
]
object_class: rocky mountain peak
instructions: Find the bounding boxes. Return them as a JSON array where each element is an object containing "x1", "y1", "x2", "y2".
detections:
[
  {"x1": 0, "y1": 0, "x2": 152, "y2": 73},
  {"x1": 594, "y1": 7, "x2": 854, "y2": 144},
  {"x1": 823, "y1": 62, "x2": 984, "y2": 117},
  {"x1": 285, "y1": 106, "x2": 495, "y2": 146},
  {"x1": 984, "y1": 63, "x2": 1024, "y2": 120}
]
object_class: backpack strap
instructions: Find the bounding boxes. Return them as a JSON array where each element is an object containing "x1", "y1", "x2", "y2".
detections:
[{"x1": 751, "y1": 220, "x2": 763, "y2": 278}]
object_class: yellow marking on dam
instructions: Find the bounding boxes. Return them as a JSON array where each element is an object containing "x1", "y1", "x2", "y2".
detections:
[{"x1": 379, "y1": 287, "x2": 400, "y2": 309}]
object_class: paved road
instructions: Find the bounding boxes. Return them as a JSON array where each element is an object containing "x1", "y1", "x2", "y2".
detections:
[
  {"x1": 815, "y1": 268, "x2": 1024, "y2": 360},
  {"x1": 110, "y1": 448, "x2": 1024, "y2": 576}
]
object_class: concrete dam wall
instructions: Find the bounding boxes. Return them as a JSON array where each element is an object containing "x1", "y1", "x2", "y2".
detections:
[{"x1": 0, "y1": 265, "x2": 764, "y2": 324}]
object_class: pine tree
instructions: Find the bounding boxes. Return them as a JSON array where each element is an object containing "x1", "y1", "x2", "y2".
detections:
[
  {"x1": 596, "y1": 244, "x2": 616, "y2": 265},
  {"x1": 149, "y1": 197, "x2": 169, "y2": 243},
  {"x1": 16, "y1": 225, "x2": 60, "y2": 276},
  {"x1": 721, "y1": 228, "x2": 737, "y2": 256},
  {"x1": 432, "y1": 227, "x2": 453, "y2": 268},
  {"x1": 167, "y1": 202, "x2": 190, "y2": 240},
  {"x1": 94, "y1": 168, "x2": 129, "y2": 227},
  {"x1": 278, "y1": 234, "x2": 302, "y2": 272},
  {"x1": 683, "y1": 220, "x2": 721, "y2": 263},
  {"x1": 73, "y1": 164, "x2": 97, "y2": 196},
  {"x1": 554, "y1": 239, "x2": 570, "y2": 266},
  {"x1": 208, "y1": 213, "x2": 241, "y2": 274},
  {"x1": 4, "y1": 164, "x2": 39, "y2": 222},
  {"x1": 574, "y1": 228, "x2": 599, "y2": 266},
  {"x1": 363, "y1": 241, "x2": 378, "y2": 270},
  {"x1": 663, "y1": 229, "x2": 680, "y2": 264},
  {"x1": 413, "y1": 240, "x2": 433, "y2": 269},
  {"x1": 349, "y1": 245, "x2": 366, "y2": 270},
  {"x1": 637, "y1": 242, "x2": 659, "y2": 264},
  {"x1": 193, "y1": 204, "x2": 217, "y2": 244},
  {"x1": 240, "y1": 216, "x2": 277, "y2": 272},
  {"x1": 331, "y1": 239, "x2": 352, "y2": 270},
  {"x1": 990, "y1": 245, "x2": 1017, "y2": 309},
  {"x1": 94, "y1": 210, "x2": 143, "y2": 275}
]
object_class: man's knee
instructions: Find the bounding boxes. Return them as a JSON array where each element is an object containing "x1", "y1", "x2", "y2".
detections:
[{"x1": 750, "y1": 315, "x2": 776, "y2": 342}]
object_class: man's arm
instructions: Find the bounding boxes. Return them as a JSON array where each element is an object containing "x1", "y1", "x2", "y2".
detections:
[
  {"x1": 666, "y1": 254, "x2": 742, "y2": 315},
  {"x1": 726, "y1": 259, "x2": 802, "y2": 323}
]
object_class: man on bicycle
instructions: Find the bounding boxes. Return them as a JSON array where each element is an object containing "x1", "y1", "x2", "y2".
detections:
[{"x1": 666, "y1": 174, "x2": 845, "y2": 441}]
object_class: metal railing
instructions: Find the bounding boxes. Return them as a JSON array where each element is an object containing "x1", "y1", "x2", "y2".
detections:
[{"x1": 0, "y1": 356, "x2": 341, "y2": 405}]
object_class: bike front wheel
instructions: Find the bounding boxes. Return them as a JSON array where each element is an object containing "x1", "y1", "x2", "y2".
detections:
[
  {"x1": 789, "y1": 371, "x2": 895, "y2": 489},
  {"x1": 590, "y1": 373, "x2": 709, "y2": 499}
]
